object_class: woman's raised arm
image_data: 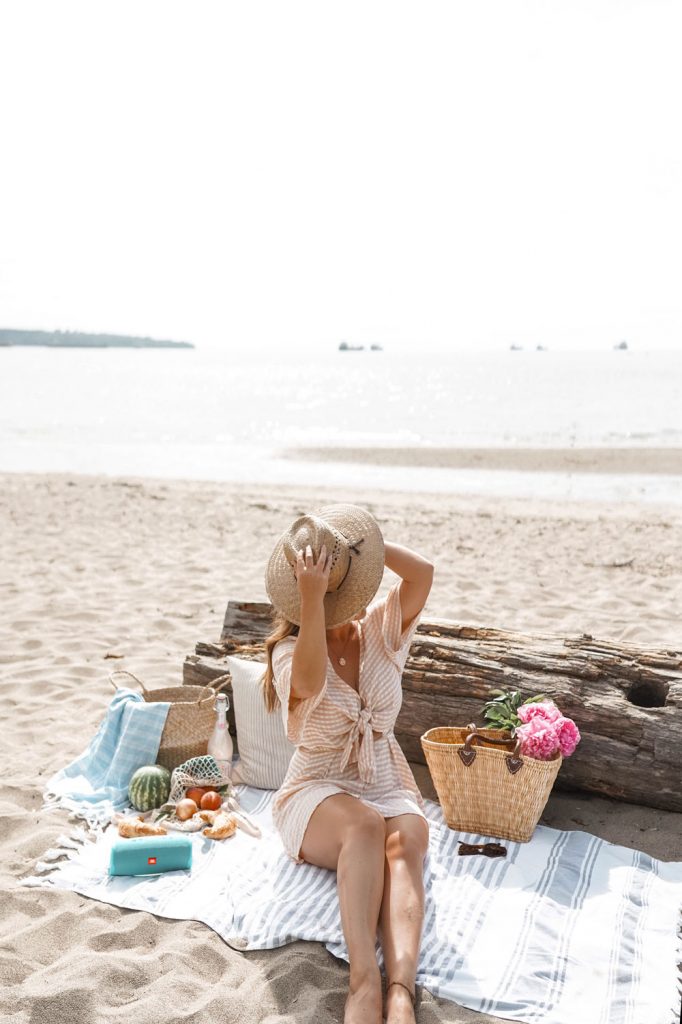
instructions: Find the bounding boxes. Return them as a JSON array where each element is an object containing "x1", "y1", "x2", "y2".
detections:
[
  {"x1": 290, "y1": 543, "x2": 331, "y2": 700},
  {"x1": 383, "y1": 541, "x2": 434, "y2": 630}
]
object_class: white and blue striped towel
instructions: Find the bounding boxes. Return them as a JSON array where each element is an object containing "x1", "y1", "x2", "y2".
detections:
[
  {"x1": 42, "y1": 687, "x2": 170, "y2": 827},
  {"x1": 23, "y1": 786, "x2": 682, "y2": 1023}
]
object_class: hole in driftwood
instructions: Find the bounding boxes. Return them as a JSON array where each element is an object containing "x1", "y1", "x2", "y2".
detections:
[{"x1": 626, "y1": 680, "x2": 669, "y2": 708}]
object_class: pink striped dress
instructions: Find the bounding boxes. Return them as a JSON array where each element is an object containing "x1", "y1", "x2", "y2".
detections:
[{"x1": 271, "y1": 582, "x2": 427, "y2": 864}]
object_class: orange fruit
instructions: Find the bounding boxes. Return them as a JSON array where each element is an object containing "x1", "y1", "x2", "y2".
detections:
[
  {"x1": 200, "y1": 791, "x2": 223, "y2": 811},
  {"x1": 186, "y1": 786, "x2": 215, "y2": 805}
]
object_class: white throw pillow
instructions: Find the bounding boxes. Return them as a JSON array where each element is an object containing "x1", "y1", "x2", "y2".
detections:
[{"x1": 225, "y1": 655, "x2": 295, "y2": 789}]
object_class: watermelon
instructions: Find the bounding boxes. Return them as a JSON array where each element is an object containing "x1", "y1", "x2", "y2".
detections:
[{"x1": 128, "y1": 764, "x2": 172, "y2": 811}]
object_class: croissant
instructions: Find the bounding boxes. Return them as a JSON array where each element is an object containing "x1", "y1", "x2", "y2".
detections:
[
  {"x1": 202, "y1": 803, "x2": 261, "y2": 838},
  {"x1": 201, "y1": 810, "x2": 238, "y2": 840},
  {"x1": 117, "y1": 819, "x2": 168, "y2": 838}
]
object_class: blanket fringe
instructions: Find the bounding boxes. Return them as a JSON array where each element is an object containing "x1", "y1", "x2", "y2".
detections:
[
  {"x1": 19, "y1": 824, "x2": 101, "y2": 886},
  {"x1": 41, "y1": 791, "x2": 119, "y2": 832}
]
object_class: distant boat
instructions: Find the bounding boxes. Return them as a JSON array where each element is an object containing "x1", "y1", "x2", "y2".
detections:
[
  {"x1": 338, "y1": 341, "x2": 365, "y2": 351},
  {"x1": 510, "y1": 344, "x2": 523, "y2": 351},
  {"x1": 614, "y1": 340, "x2": 629, "y2": 351},
  {"x1": 370, "y1": 344, "x2": 383, "y2": 351},
  {"x1": 536, "y1": 344, "x2": 548, "y2": 351}
]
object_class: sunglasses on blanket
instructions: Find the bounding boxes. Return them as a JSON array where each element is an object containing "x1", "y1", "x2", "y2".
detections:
[{"x1": 458, "y1": 842, "x2": 507, "y2": 858}]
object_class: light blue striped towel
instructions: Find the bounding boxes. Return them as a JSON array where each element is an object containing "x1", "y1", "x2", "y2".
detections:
[
  {"x1": 42, "y1": 687, "x2": 170, "y2": 827},
  {"x1": 23, "y1": 787, "x2": 682, "y2": 1024}
]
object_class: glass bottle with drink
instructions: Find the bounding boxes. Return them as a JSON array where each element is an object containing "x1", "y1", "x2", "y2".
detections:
[{"x1": 207, "y1": 692, "x2": 233, "y2": 783}]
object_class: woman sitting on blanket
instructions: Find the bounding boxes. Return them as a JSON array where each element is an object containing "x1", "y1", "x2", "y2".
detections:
[{"x1": 263, "y1": 505, "x2": 433, "y2": 1024}]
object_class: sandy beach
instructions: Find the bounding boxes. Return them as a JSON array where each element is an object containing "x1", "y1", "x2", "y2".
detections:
[
  {"x1": 2, "y1": 470, "x2": 681, "y2": 1024},
  {"x1": 285, "y1": 445, "x2": 682, "y2": 475}
]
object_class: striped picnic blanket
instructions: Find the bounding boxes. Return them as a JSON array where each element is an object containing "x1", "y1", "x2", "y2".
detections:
[{"x1": 23, "y1": 786, "x2": 682, "y2": 1024}]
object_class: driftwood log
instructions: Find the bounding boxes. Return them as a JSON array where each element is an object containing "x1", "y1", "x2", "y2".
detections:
[{"x1": 184, "y1": 600, "x2": 682, "y2": 813}]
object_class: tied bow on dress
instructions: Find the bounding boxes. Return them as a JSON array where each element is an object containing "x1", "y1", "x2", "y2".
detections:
[{"x1": 339, "y1": 702, "x2": 396, "y2": 784}]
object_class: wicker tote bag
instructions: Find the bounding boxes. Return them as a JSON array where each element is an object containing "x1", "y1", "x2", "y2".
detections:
[
  {"x1": 109, "y1": 670, "x2": 231, "y2": 771},
  {"x1": 421, "y1": 723, "x2": 562, "y2": 843}
]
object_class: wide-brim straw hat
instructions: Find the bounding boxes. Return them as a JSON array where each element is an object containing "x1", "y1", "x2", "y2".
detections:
[{"x1": 265, "y1": 504, "x2": 385, "y2": 628}]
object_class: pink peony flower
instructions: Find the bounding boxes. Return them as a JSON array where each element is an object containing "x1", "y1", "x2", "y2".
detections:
[
  {"x1": 515, "y1": 717, "x2": 561, "y2": 760},
  {"x1": 554, "y1": 716, "x2": 581, "y2": 757},
  {"x1": 516, "y1": 700, "x2": 562, "y2": 725}
]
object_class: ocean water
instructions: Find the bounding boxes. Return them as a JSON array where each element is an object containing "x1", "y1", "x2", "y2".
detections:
[{"x1": 1, "y1": 347, "x2": 681, "y2": 503}]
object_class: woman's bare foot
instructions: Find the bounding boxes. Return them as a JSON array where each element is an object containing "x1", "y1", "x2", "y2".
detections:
[
  {"x1": 385, "y1": 981, "x2": 416, "y2": 1024},
  {"x1": 344, "y1": 967, "x2": 383, "y2": 1024}
]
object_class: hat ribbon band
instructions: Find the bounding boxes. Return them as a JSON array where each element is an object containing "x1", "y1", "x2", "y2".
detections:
[{"x1": 333, "y1": 535, "x2": 364, "y2": 591}]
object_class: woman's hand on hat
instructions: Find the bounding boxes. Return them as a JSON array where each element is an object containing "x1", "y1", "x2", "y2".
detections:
[{"x1": 295, "y1": 543, "x2": 331, "y2": 605}]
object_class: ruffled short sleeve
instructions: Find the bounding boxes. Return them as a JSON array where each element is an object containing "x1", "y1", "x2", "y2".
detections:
[
  {"x1": 363, "y1": 580, "x2": 422, "y2": 671},
  {"x1": 271, "y1": 636, "x2": 328, "y2": 745}
]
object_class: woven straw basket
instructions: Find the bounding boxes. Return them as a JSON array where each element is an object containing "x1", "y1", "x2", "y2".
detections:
[
  {"x1": 109, "y1": 670, "x2": 231, "y2": 771},
  {"x1": 421, "y1": 723, "x2": 562, "y2": 843}
]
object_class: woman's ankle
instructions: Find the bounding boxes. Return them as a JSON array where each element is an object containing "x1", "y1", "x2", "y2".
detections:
[
  {"x1": 386, "y1": 979, "x2": 416, "y2": 1002},
  {"x1": 348, "y1": 963, "x2": 381, "y2": 992}
]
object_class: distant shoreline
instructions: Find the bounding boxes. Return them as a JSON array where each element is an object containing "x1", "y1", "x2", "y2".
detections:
[
  {"x1": 283, "y1": 445, "x2": 682, "y2": 475},
  {"x1": 0, "y1": 328, "x2": 193, "y2": 349}
]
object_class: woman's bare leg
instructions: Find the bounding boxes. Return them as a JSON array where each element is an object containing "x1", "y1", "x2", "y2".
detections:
[
  {"x1": 299, "y1": 793, "x2": 386, "y2": 1024},
  {"x1": 379, "y1": 814, "x2": 430, "y2": 1024}
]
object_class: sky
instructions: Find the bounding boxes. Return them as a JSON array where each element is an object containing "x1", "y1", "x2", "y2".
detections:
[{"x1": 0, "y1": 0, "x2": 680, "y2": 354}]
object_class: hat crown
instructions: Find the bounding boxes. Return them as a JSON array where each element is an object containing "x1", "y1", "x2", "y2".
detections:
[
  {"x1": 265, "y1": 503, "x2": 384, "y2": 628},
  {"x1": 282, "y1": 515, "x2": 350, "y2": 593}
]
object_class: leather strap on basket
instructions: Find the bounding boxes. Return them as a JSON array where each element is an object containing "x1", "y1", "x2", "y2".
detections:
[{"x1": 458, "y1": 723, "x2": 524, "y2": 775}]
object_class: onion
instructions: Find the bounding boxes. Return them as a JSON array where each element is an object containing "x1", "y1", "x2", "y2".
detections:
[{"x1": 175, "y1": 798, "x2": 199, "y2": 821}]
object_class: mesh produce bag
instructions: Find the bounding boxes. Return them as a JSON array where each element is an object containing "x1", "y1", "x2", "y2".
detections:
[
  {"x1": 132, "y1": 756, "x2": 262, "y2": 839},
  {"x1": 168, "y1": 755, "x2": 232, "y2": 804},
  {"x1": 147, "y1": 755, "x2": 234, "y2": 832}
]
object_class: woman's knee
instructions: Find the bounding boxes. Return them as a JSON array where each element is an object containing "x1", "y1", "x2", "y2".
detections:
[
  {"x1": 342, "y1": 804, "x2": 386, "y2": 850},
  {"x1": 385, "y1": 817, "x2": 429, "y2": 864},
  {"x1": 299, "y1": 795, "x2": 385, "y2": 869}
]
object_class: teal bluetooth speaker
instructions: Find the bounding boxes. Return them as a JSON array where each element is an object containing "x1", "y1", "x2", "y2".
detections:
[{"x1": 108, "y1": 835, "x2": 193, "y2": 876}]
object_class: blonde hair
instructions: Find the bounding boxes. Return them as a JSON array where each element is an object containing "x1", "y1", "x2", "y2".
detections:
[{"x1": 262, "y1": 613, "x2": 299, "y2": 712}]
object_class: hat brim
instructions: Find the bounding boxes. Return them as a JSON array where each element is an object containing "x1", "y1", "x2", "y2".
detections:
[{"x1": 265, "y1": 504, "x2": 385, "y2": 628}]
